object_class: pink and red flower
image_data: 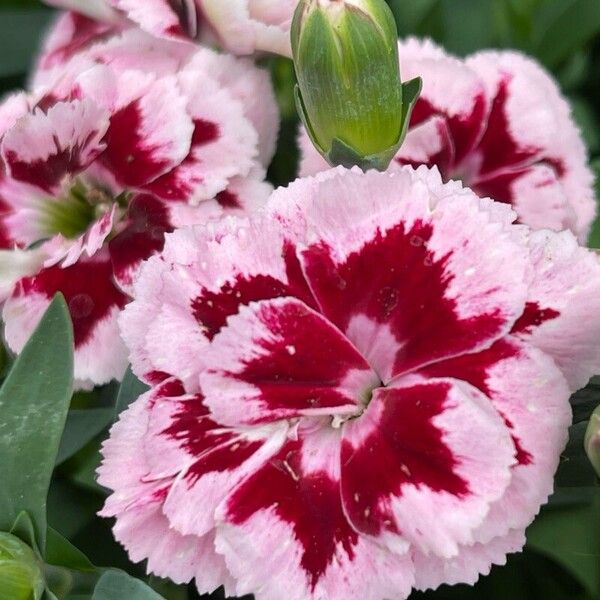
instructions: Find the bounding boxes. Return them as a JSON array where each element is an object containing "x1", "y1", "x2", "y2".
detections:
[
  {"x1": 100, "y1": 166, "x2": 600, "y2": 598},
  {"x1": 300, "y1": 39, "x2": 596, "y2": 242},
  {"x1": 0, "y1": 35, "x2": 277, "y2": 387},
  {"x1": 44, "y1": 0, "x2": 296, "y2": 57}
]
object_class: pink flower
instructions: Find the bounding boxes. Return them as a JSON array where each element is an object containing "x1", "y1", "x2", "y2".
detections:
[
  {"x1": 44, "y1": 0, "x2": 296, "y2": 57},
  {"x1": 100, "y1": 166, "x2": 600, "y2": 598},
  {"x1": 0, "y1": 38, "x2": 276, "y2": 387},
  {"x1": 300, "y1": 39, "x2": 596, "y2": 242}
]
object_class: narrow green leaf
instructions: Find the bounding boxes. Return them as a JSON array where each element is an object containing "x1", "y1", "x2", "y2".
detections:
[
  {"x1": 56, "y1": 408, "x2": 114, "y2": 466},
  {"x1": 92, "y1": 571, "x2": 164, "y2": 600},
  {"x1": 113, "y1": 367, "x2": 148, "y2": 421},
  {"x1": 0, "y1": 295, "x2": 74, "y2": 553},
  {"x1": 45, "y1": 528, "x2": 94, "y2": 573}
]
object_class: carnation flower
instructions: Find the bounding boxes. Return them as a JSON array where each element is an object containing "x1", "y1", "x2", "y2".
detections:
[
  {"x1": 44, "y1": 0, "x2": 297, "y2": 57},
  {"x1": 0, "y1": 37, "x2": 276, "y2": 387},
  {"x1": 300, "y1": 38, "x2": 596, "y2": 242},
  {"x1": 100, "y1": 166, "x2": 600, "y2": 599}
]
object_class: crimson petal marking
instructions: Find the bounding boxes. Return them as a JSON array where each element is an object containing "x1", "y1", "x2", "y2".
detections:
[
  {"x1": 13, "y1": 254, "x2": 127, "y2": 347},
  {"x1": 162, "y1": 420, "x2": 288, "y2": 538},
  {"x1": 420, "y1": 337, "x2": 571, "y2": 544},
  {"x1": 201, "y1": 297, "x2": 378, "y2": 426},
  {"x1": 192, "y1": 241, "x2": 316, "y2": 342},
  {"x1": 2, "y1": 99, "x2": 109, "y2": 194},
  {"x1": 474, "y1": 77, "x2": 542, "y2": 176},
  {"x1": 340, "y1": 378, "x2": 515, "y2": 557},
  {"x1": 301, "y1": 219, "x2": 505, "y2": 381},
  {"x1": 511, "y1": 302, "x2": 560, "y2": 336},
  {"x1": 144, "y1": 119, "x2": 219, "y2": 201},
  {"x1": 420, "y1": 339, "x2": 532, "y2": 465},
  {"x1": 109, "y1": 193, "x2": 173, "y2": 290},
  {"x1": 223, "y1": 435, "x2": 359, "y2": 592}
]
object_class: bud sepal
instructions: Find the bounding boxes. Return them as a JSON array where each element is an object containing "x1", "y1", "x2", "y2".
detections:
[{"x1": 292, "y1": 0, "x2": 422, "y2": 171}]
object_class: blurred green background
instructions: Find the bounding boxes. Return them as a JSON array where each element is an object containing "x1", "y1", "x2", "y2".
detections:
[{"x1": 0, "y1": 1, "x2": 598, "y2": 599}]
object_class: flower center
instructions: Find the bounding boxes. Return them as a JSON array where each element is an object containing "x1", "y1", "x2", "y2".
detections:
[{"x1": 41, "y1": 181, "x2": 125, "y2": 239}]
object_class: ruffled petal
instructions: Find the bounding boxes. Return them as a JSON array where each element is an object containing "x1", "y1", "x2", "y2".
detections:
[
  {"x1": 201, "y1": 297, "x2": 379, "y2": 426},
  {"x1": 513, "y1": 230, "x2": 600, "y2": 391},
  {"x1": 340, "y1": 378, "x2": 515, "y2": 557},
  {"x1": 4, "y1": 252, "x2": 128, "y2": 387},
  {"x1": 2, "y1": 99, "x2": 110, "y2": 194},
  {"x1": 143, "y1": 68, "x2": 258, "y2": 202},
  {"x1": 271, "y1": 167, "x2": 529, "y2": 381},
  {"x1": 216, "y1": 428, "x2": 414, "y2": 600}
]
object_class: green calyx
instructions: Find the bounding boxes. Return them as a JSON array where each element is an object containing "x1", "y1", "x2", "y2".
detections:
[
  {"x1": 292, "y1": 0, "x2": 421, "y2": 171},
  {"x1": 0, "y1": 533, "x2": 44, "y2": 600}
]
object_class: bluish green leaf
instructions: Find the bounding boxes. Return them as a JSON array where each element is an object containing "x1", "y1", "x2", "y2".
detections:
[
  {"x1": 56, "y1": 408, "x2": 114, "y2": 466},
  {"x1": 0, "y1": 295, "x2": 74, "y2": 553},
  {"x1": 45, "y1": 528, "x2": 94, "y2": 572},
  {"x1": 92, "y1": 571, "x2": 164, "y2": 600},
  {"x1": 113, "y1": 367, "x2": 148, "y2": 421}
]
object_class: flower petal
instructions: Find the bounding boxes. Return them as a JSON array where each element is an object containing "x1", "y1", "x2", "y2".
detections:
[
  {"x1": 216, "y1": 428, "x2": 414, "y2": 600},
  {"x1": 201, "y1": 297, "x2": 379, "y2": 426},
  {"x1": 513, "y1": 230, "x2": 600, "y2": 391},
  {"x1": 272, "y1": 167, "x2": 529, "y2": 381},
  {"x1": 98, "y1": 387, "x2": 235, "y2": 595},
  {"x1": 143, "y1": 69, "x2": 258, "y2": 202},
  {"x1": 2, "y1": 99, "x2": 110, "y2": 194},
  {"x1": 340, "y1": 378, "x2": 515, "y2": 557},
  {"x1": 4, "y1": 252, "x2": 128, "y2": 387},
  {"x1": 420, "y1": 337, "x2": 571, "y2": 542}
]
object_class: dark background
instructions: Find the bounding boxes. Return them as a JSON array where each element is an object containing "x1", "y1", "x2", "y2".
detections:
[{"x1": 0, "y1": 1, "x2": 599, "y2": 599}]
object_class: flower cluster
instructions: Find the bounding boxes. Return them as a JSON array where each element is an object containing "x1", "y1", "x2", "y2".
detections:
[
  {"x1": 0, "y1": 23, "x2": 277, "y2": 387},
  {"x1": 1, "y1": 1, "x2": 600, "y2": 599},
  {"x1": 100, "y1": 167, "x2": 600, "y2": 599},
  {"x1": 300, "y1": 38, "x2": 596, "y2": 242}
]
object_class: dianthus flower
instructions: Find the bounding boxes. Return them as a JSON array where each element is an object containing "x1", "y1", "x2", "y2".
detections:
[
  {"x1": 44, "y1": 0, "x2": 297, "y2": 56},
  {"x1": 0, "y1": 32, "x2": 277, "y2": 387},
  {"x1": 99, "y1": 166, "x2": 600, "y2": 599},
  {"x1": 300, "y1": 39, "x2": 596, "y2": 242}
]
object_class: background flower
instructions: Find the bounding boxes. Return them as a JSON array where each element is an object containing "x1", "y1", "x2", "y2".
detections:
[
  {"x1": 0, "y1": 32, "x2": 277, "y2": 387},
  {"x1": 101, "y1": 166, "x2": 600, "y2": 599},
  {"x1": 300, "y1": 38, "x2": 596, "y2": 243},
  {"x1": 43, "y1": 0, "x2": 297, "y2": 56}
]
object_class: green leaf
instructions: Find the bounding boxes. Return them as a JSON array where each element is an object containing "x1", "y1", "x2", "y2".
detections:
[
  {"x1": 113, "y1": 367, "x2": 148, "y2": 421},
  {"x1": 45, "y1": 528, "x2": 94, "y2": 572},
  {"x1": 92, "y1": 571, "x2": 164, "y2": 600},
  {"x1": 527, "y1": 488, "x2": 600, "y2": 597},
  {"x1": 56, "y1": 408, "x2": 114, "y2": 466},
  {"x1": 0, "y1": 295, "x2": 74, "y2": 553}
]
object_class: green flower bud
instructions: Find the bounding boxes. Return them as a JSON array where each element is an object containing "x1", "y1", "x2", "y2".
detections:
[
  {"x1": 0, "y1": 533, "x2": 44, "y2": 600},
  {"x1": 292, "y1": 0, "x2": 421, "y2": 171},
  {"x1": 585, "y1": 406, "x2": 600, "y2": 478}
]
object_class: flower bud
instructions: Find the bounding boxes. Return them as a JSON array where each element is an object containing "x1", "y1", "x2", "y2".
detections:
[
  {"x1": 0, "y1": 533, "x2": 44, "y2": 600},
  {"x1": 292, "y1": 0, "x2": 421, "y2": 171},
  {"x1": 585, "y1": 406, "x2": 600, "y2": 478}
]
